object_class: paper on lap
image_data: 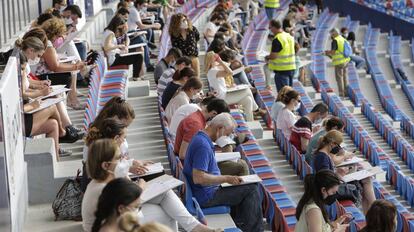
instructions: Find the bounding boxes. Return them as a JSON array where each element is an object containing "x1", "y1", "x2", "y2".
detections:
[
  {"x1": 336, "y1": 157, "x2": 364, "y2": 167},
  {"x1": 221, "y1": 174, "x2": 262, "y2": 187},
  {"x1": 26, "y1": 97, "x2": 64, "y2": 114},
  {"x1": 215, "y1": 152, "x2": 241, "y2": 163},
  {"x1": 140, "y1": 175, "x2": 183, "y2": 203},
  {"x1": 128, "y1": 162, "x2": 164, "y2": 178},
  {"x1": 119, "y1": 51, "x2": 144, "y2": 57},
  {"x1": 341, "y1": 166, "x2": 384, "y2": 183},
  {"x1": 227, "y1": 84, "x2": 250, "y2": 93}
]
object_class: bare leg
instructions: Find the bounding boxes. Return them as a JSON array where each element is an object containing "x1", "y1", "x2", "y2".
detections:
[
  {"x1": 56, "y1": 101, "x2": 72, "y2": 127},
  {"x1": 361, "y1": 177, "x2": 376, "y2": 213},
  {"x1": 31, "y1": 117, "x2": 60, "y2": 160},
  {"x1": 67, "y1": 74, "x2": 80, "y2": 106}
]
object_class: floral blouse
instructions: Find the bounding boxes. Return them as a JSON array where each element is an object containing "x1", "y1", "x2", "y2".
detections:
[{"x1": 171, "y1": 27, "x2": 200, "y2": 57}]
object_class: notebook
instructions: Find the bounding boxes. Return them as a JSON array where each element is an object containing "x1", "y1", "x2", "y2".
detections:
[
  {"x1": 215, "y1": 152, "x2": 241, "y2": 163},
  {"x1": 336, "y1": 157, "x2": 364, "y2": 167},
  {"x1": 227, "y1": 84, "x2": 250, "y2": 93},
  {"x1": 129, "y1": 162, "x2": 164, "y2": 178},
  {"x1": 33, "y1": 86, "x2": 70, "y2": 101},
  {"x1": 221, "y1": 174, "x2": 262, "y2": 187},
  {"x1": 119, "y1": 51, "x2": 144, "y2": 57},
  {"x1": 140, "y1": 175, "x2": 183, "y2": 203},
  {"x1": 26, "y1": 97, "x2": 65, "y2": 114},
  {"x1": 342, "y1": 166, "x2": 384, "y2": 183}
]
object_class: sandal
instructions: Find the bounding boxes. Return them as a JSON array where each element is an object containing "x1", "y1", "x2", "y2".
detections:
[{"x1": 67, "y1": 102, "x2": 86, "y2": 110}]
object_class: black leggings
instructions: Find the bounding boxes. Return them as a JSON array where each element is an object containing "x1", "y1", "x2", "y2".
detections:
[
  {"x1": 111, "y1": 53, "x2": 143, "y2": 77},
  {"x1": 38, "y1": 72, "x2": 72, "y2": 88}
]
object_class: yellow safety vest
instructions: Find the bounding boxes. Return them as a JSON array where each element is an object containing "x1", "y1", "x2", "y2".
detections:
[
  {"x1": 269, "y1": 32, "x2": 296, "y2": 71},
  {"x1": 264, "y1": 0, "x2": 280, "y2": 8},
  {"x1": 332, "y1": 35, "x2": 351, "y2": 66}
]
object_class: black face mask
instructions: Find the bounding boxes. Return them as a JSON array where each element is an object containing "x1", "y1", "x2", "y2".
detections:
[
  {"x1": 214, "y1": 22, "x2": 221, "y2": 26},
  {"x1": 324, "y1": 193, "x2": 338, "y2": 205},
  {"x1": 330, "y1": 145, "x2": 341, "y2": 154}
]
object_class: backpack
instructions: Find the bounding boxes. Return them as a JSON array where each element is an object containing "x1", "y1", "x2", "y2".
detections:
[
  {"x1": 52, "y1": 170, "x2": 83, "y2": 221},
  {"x1": 343, "y1": 40, "x2": 353, "y2": 58}
]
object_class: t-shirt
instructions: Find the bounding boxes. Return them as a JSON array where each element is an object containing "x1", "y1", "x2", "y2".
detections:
[
  {"x1": 127, "y1": 6, "x2": 141, "y2": 31},
  {"x1": 290, "y1": 116, "x2": 313, "y2": 154},
  {"x1": 174, "y1": 110, "x2": 206, "y2": 154},
  {"x1": 331, "y1": 40, "x2": 338, "y2": 51},
  {"x1": 154, "y1": 59, "x2": 169, "y2": 84},
  {"x1": 183, "y1": 131, "x2": 221, "y2": 205},
  {"x1": 276, "y1": 107, "x2": 297, "y2": 139},
  {"x1": 271, "y1": 37, "x2": 282, "y2": 53},
  {"x1": 207, "y1": 67, "x2": 227, "y2": 99},
  {"x1": 313, "y1": 151, "x2": 334, "y2": 172},
  {"x1": 157, "y1": 67, "x2": 176, "y2": 97},
  {"x1": 165, "y1": 91, "x2": 190, "y2": 122},
  {"x1": 270, "y1": 101, "x2": 285, "y2": 122},
  {"x1": 204, "y1": 22, "x2": 219, "y2": 43},
  {"x1": 169, "y1": 104, "x2": 201, "y2": 140},
  {"x1": 162, "y1": 81, "x2": 181, "y2": 109},
  {"x1": 81, "y1": 180, "x2": 107, "y2": 232},
  {"x1": 305, "y1": 129, "x2": 327, "y2": 164}
]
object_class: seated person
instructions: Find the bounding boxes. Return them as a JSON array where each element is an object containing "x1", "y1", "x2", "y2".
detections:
[
  {"x1": 276, "y1": 89, "x2": 300, "y2": 139},
  {"x1": 102, "y1": 15, "x2": 144, "y2": 80},
  {"x1": 270, "y1": 86, "x2": 293, "y2": 123},
  {"x1": 82, "y1": 139, "x2": 216, "y2": 232},
  {"x1": 206, "y1": 52, "x2": 265, "y2": 121},
  {"x1": 183, "y1": 113, "x2": 264, "y2": 232},
  {"x1": 154, "y1": 48, "x2": 182, "y2": 84},
  {"x1": 218, "y1": 49, "x2": 252, "y2": 87},
  {"x1": 207, "y1": 38, "x2": 226, "y2": 54},
  {"x1": 169, "y1": 96, "x2": 216, "y2": 141},
  {"x1": 161, "y1": 67, "x2": 194, "y2": 109},
  {"x1": 157, "y1": 56, "x2": 192, "y2": 97},
  {"x1": 313, "y1": 130, "x2": 376, "y2": 213},
  {"x1": 290, "y1": 103, "x2": 328, "y2": 154},
  {"x1": 204, "y1": 13, "x2": 225, "y2": 44},
  {"x1": 305, "y1": 116, "x2": 344, "y2": 164},
  {"x1": 165, "y1": 77, "x2": 203, "y2": 122}
]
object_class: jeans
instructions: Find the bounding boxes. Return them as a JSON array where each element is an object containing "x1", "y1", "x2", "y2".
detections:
[
  {"x1": 350, "y1": 55, "x2": 366, "y2": 69},
  {"x1": 274, "y1": 70, "x2": 294, "y2": 92},
  {"x1": 75, "y1": 41, "x2": 87, "y2": 61},
  {"x1": 233, "y1": 71, "x2": 250, "y2": 85},
  {"x1": 129, "y1": 32, "x2": 151, "y2": 67},
  {"x1": 265, "y1": 7, "x2": 276, "y2": 20},
  {"x1": 201, "y1": 184, "x2": 264, "y2": 232}
]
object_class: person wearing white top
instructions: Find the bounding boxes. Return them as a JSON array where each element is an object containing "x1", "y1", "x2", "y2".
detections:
[
  {"x1": 276, "y1": 89, "x2": 301, "y2": 139},
  {"x1": 82, "y1": 139, "x2": 218, "y2": 232},
  {"x1": 204, "y1": 13, "x2": 224, "y2": 44},
  {"x1": 270, "y1": 86, "x2": 294, "y2": 122},
  {"x1": 205, "y1": 51, "x2": 259, "y2": 121},
  {"x1": 165, "y1": 78, "x2": 203, "y2": 122}
]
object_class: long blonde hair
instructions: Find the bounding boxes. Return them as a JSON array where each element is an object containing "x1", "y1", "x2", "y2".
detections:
[
  {"x1": 205, "y1": 51, "x2": 216, "y2": 72},
  {"x1": 15, "y1": 37, "x2": 45, "y2": 52},
  {"x1": 316, "y1": 130, "x2": 343, "y2": 151},
  {"x1": 40, "y1": 18, "x2": 66, "y2": 41}
]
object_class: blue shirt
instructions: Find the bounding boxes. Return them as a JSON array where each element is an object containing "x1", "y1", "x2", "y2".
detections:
[
  {"x1": 183, "y1": 131, "x2": 221, "y2": 205},
  {"x1": 313, "y1": 151, "x2": 334, "y2": 172}
]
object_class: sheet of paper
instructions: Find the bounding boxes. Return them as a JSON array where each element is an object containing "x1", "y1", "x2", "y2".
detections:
[
  {"x1": 51, "y1": 85, "x2": 66, "y2": 90},
  {"x1": 127, "y1": 31, "x2": 147, "y2": 37},
  {"x1": 227, "y1": 84, "x2": 250, "y2": 93},
  {"x1": 129, "y1": 162, "x2": 164, "y2": 178},
  {"x1": 221, "y1": 174, "x2": 262, "y2": 187},
  {"x1": 57, "y1": 31, "x2": 80, "y2": 49},
  {"x1": 336, "y1": 157, "x2": 364, "y2": 167},
  {"x1": 342, "y1": 166, "x2": 384, "y2": 182},
  {"x1": 59, "y1": 56, "x2": 77, "y2": 63},
  {"x1": 33, "y1": 87, "x2": 70, "y2": 101},
  {"x1": 215, "y1": 136, "x2": 236, "y2": 148},
  {"x1": 298, "y1": 60, "x2": 313, "y2": 69},
  {"x1": 140, "y1": 175, "x2": 183, "y2": 203},
  {"x1": 128, "y1": 43, "x2": 147, "y2": 49},
  {"x1": 119, "y1": 51, "x2": 144, "y2": 57},
  {"x1": 232, "y1": 67, "x2": 245, "y2": 75},
  {"x1": 215, "y1": 152, "x2": 241, "y2": 163},
  {"x1": 26, "y1": 97, "x2": 64, "y2": 114}
]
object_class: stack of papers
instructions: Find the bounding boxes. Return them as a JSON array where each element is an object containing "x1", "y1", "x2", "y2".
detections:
[
  {"x1": 26, "y1": 97, "x2": 65, "y2": 114},
  {"x1": 215, "y1": 152, "x2": 241, "y2": 163},
  {"x1": 336, "y1": 157, "x2": 364, "y2": 167},
  {"x1": 227, "y1": 84, "x2": 250, "y2": 93},
  {"x1": 221, "y1": 174, "x2": 262, "y2": 187},
  {"x1": 342, "y1": 166, "x2": 384, "y2": 183},
  {"x1": 129, "y1": 162, "x2": 164, "y2": 178},
  {"x1": 140, "y1": 175, "x2": 183, "y2": 203}
]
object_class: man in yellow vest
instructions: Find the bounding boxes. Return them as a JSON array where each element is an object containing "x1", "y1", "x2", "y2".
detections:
[
  {"x1": 265, "y1": 20, "x2": 296, "y2": 91},
  {"x1": 264, "y1": 0, "x2": 280, "y2": 20},
  {"x1": 325, "y1": 28, "x2": 351, "y2": 98}
]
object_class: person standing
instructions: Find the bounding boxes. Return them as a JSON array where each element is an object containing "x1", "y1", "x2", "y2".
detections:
[
  {"x1": 325, "y1": 28, "x2": 351, "y2": 98},
  {"x1": 266, "y1": 20, "x2": 296, "y2": 92},
  {"x1": 264, "y1": 0, "x2": 279, "y2": 20}
]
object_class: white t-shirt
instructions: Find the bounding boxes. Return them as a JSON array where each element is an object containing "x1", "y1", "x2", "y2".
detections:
[
  {"x1": 102, "y1": 30, "x2": 120, "y2": 65},
  {"x1": 165, "y1": 91, "x2": 190, "y2": 122},
  {"x1": 271, "y1": 101, "x2": 285, "y2": 122},
  {"x1": 81, "y1": 180, "x2": 107, "y2": 232},
  {"x1": 204, "y1": 22, "x2": 219, "y2": 43},
  {"x1": 169, "y1": 104, "x2": 200, "y2": 140},
  {"x1": 128, "y1": 6, "x2": 141, "y2": 31},
  {"x1": 276, "y1": 107, "x2": 297, "y2": 139},
  {"x1": 207, "y1": 67, "x2": 227, "y2": 99}
]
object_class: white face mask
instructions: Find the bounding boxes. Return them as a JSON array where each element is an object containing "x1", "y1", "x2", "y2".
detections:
[
  {"x1": 180, "y1": 21, "x2": 189, "y2": 29},
  {"x1": 215, "y1": 135, "x2": 235, "y2": 148},
  {"x1": 294, "y1": 103, "x2": 300, "y2": 111},
  {"x1": 169, "y1": 61, "x2": 176, "y2": 67},
  {"x1": 25, "y1": 64, "x2": 31, "y2": 76},
  {"x1": 142, "y1": 6, "x2": 147, "y2": 12},
  {"x1": 28, "y1": 57, "x2": 40, "y2": 66},
  {"x1": 64, "y1": 17, "x2": 73, "y2": 25},
  {"x1": 129, "y1": 2, "x2": 134, "y2": 7},
  {"x1": 314, "y1": 117, "x2": 322, "y2": 125},
  {"x1": 113, "y1": 158, "x2": 132, "y2": 178},
  {"x1": 120, "y1": 140, "x2": 129, "y2": 156}
]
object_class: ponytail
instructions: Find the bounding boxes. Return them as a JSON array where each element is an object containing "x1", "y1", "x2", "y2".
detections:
[
  {"x1": 316, "y1": 130, "x2": 343, "y2": 152},
  {"x1": 14, "y1": 36, "x2": 45, "y2": 52}
]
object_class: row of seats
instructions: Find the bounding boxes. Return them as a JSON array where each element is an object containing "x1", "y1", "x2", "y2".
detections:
[{"x1": 352, "y1": 0, "x2": 414, "y2": 23}]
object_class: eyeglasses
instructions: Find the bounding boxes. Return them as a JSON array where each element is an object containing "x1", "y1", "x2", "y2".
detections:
[{"x1": 296, "y1": 99, "x2": 301, "y2": 103}]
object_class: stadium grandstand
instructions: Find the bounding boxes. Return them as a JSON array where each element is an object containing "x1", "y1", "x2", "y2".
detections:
[{"x1": 1, "y1": 0, "x2": 414, "y2": 231}]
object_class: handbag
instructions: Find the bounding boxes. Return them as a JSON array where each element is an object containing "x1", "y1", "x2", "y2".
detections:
[
  {"x1": 336, "y1": 181, "x2": 362, "y2": 206},
  {"x1": 52, "y1": 170, "x2": 83, "y2": 221}
]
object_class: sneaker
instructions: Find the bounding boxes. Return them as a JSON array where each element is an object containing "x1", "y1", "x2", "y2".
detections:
[
  {"x1": 147, "y1": 65, "x2": 155, "y2": 72},
  {"x1": 59, "y1": 148, "x2": 72, "y2": 157},
  {"x1": 59, "y1": 126, "x2": 80, "y2": 143},
  {"x1": 67, "y1": 125, "x2": 85, "y2": 138}
]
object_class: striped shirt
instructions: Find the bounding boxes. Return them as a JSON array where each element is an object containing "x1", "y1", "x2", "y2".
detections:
[
  {"x1": 289, "y1": 116, "x2": 313, "y2": 153},
  {"x1": 157, "y1": 67, "x2": 176, "y2": 97}
]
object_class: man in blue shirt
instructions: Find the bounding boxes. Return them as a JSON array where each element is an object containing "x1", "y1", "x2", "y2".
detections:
[{"x1": 183, "y1": 113, "x2": 264, "y2": 232}]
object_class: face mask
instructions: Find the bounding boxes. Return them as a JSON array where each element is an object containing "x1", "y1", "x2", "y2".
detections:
[
  {"x1": 25, "y1": 64, "x2": 31, "y2": 76},
  {"x1": 129, "y1": 2, "x2": 134, "y2": 7},
  {"x1": 59, "y1": 5, "x2": 66, "y2": 13},
  {"x1": 180, "y1": 21, "x2": 189, "y2": 29},
  {"x1": 324, "y1": 193, "x2": 338, "y2": 205},
  {"x1": 53, "y1": 37, "x2": 65, "y2": 48},
  {"x1": 142, "y1": 6, "x2": 147, "y2": 12},
  {"x1": 28, "y1": 57, "x2": 40, "y2": 66},
  {"x1": 169, "y1": 61, "x2": 176, "y2": 67},
  {"x1": 330, "y1": 145, "x2": 342, "y2": 154},
  {"x1": 120, "y1": 140, "x2": 129, "y2": 156},
  {"x1": 64, "y1": 17, "x2": 73, "y2": 26},
  {"x1": 342, "y1": 33, "x2": 348, "y2": 38},
  {"x1": 113, "y1": 158, "x2": 132, "y2": 178},
  {"x1": 224, "y1": 36, "x2": 231, "y2": 42},
  {"x1": 294, "y1": 103, "x2": 300, "y2": 111},
  {"x1": 314, "y1": 117, "x2": 322, "y2": 125}
]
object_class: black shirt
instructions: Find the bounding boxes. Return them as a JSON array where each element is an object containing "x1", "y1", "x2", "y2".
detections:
[
  {"x1": 171, "y1": 27, "x2": 200, "y2": 57},
  {"x1": 271, "y1": 38, "x2": 283, "y2": 53},
  {"x1": 162, "y1": 82, "x2": 181, "y2": 109},
  {"x1": 331, "y1": 40, "x2": 338, "y2": 51}
]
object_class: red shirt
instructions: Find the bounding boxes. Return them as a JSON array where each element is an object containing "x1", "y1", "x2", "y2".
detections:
[
  {"x1": 174, "y1": 110, "x2": 206, "y2": 154},
  {"x1": 289, "y1": 116, "x2": 313, "y2": 154}
]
